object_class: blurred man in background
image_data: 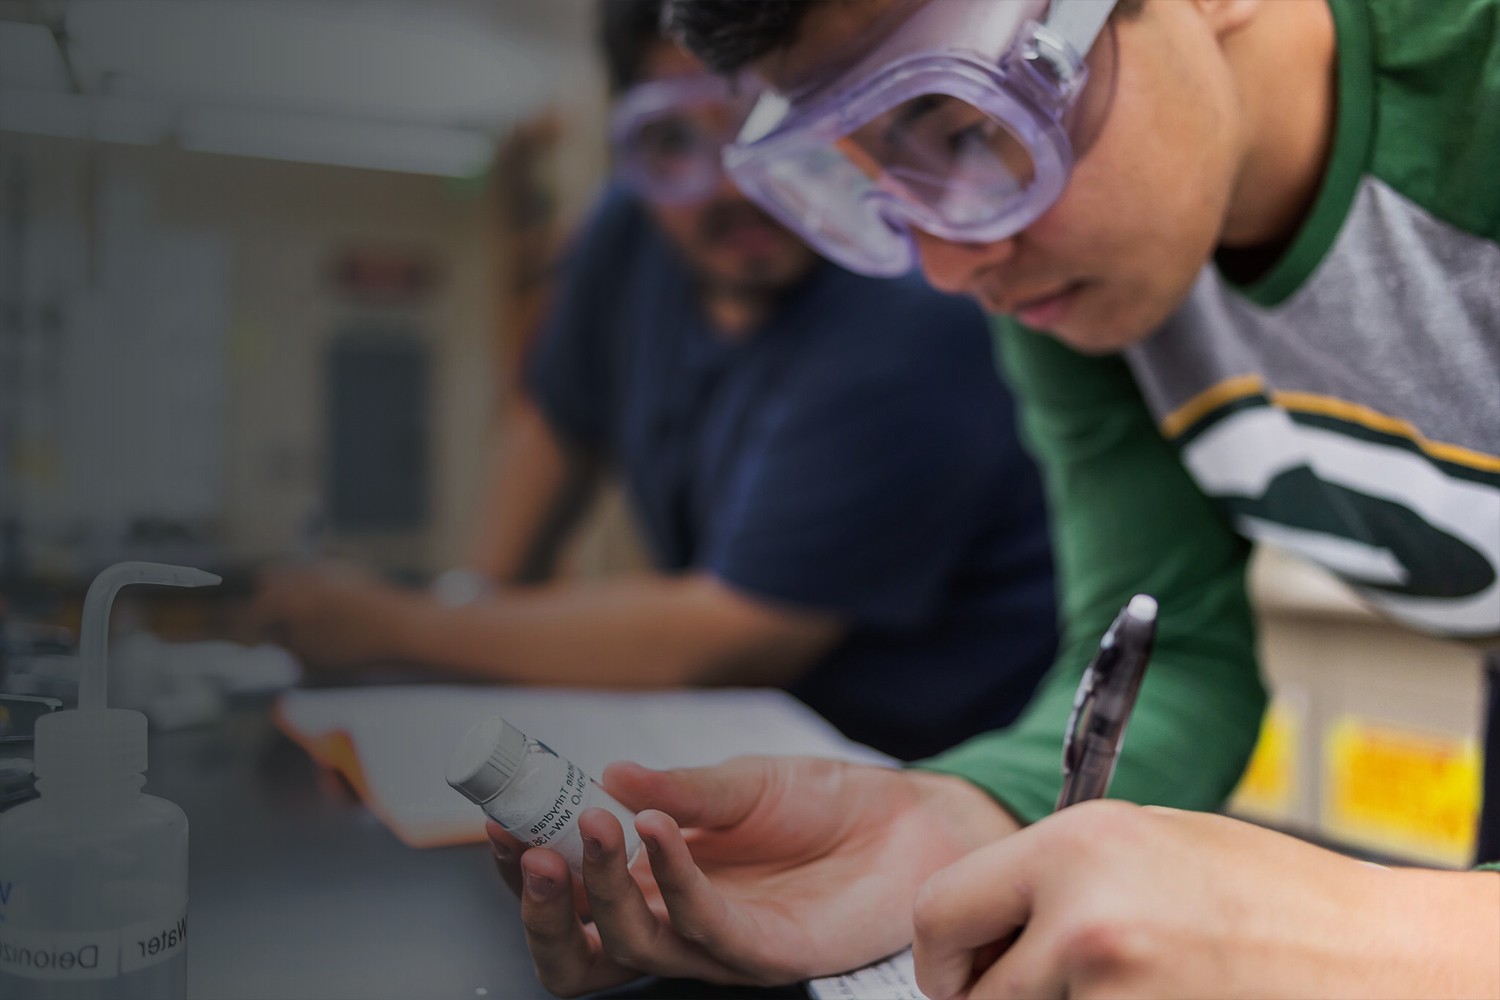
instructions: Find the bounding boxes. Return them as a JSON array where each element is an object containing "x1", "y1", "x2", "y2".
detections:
[{"x1": 253, "y1": 2, "x2": 1060, "y2": 761}]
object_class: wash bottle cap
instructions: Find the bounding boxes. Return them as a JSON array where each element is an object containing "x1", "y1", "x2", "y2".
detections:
[
  {"x1": 446, "y1": 717, "x2": 528, "y2": 805},
  {"x1": 33, "y1": 562, "x2": 220, "y2": 783},
  {"x1": 34, "y1": 708, "x2": 149, "y2": 782}
]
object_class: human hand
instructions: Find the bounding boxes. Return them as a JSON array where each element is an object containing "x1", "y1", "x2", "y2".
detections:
[
  {"x1": 912, "y1": 800, "x2": 1500, "y2": 1000},
  {"x1": 486, "y1": 756, "x2": 1018, "y2": 996},
  {"x1": 252, "y1": 560, "x2": 416, "y2": 670}
]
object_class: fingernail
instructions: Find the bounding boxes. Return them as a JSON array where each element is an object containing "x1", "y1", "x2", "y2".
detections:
[
  {"x1": 492, "y1": 845, "x2": 515, "y2": 865},
  {"x1": 642, "y1": 834, "x2": 660, "y2": 854},
  {"x1": 582, "y1": 834, "x2": 602, "y2": 861},
  {"x1": 525, "y1": 871, "x2": 554, "y2": 900}
]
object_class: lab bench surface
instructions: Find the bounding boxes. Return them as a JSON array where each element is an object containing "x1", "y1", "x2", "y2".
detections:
[{"x1": 144, "y1": 702, "x2": 545, "y2": 1000}]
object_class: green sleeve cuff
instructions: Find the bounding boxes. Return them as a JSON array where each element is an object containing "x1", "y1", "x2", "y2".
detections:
[
  {"x1": 911, "y1": 713, "x2": 1065, "y2": 825},
  {"x1": 913, "y1": 544, "x2": 1265, "y2": 824}
]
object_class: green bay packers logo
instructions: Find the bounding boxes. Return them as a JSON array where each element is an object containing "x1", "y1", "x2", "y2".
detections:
[{"x1": 1175, "y1": 400, "x2": 1500, "y2": 639}]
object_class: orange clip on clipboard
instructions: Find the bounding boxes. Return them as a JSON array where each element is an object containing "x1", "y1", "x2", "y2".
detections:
[{"x1": 273, "y1": 699, "x2": 482, "y2": 848}]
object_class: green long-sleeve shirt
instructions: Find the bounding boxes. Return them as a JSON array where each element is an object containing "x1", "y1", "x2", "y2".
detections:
[{"x1": 916, "y1": 329, "x2": 1267, "y2": 822}]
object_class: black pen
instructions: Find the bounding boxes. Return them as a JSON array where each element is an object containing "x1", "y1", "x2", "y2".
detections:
[{"x1": 1057, "y1": 594, "x2": 1157, "y2": 810}]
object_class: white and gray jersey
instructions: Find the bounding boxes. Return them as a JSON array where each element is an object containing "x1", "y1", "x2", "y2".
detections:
[{"x1": 1126, "y1": 0, "x2": 1500, "y2": 640}]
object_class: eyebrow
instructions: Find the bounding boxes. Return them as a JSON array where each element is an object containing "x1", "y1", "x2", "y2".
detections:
[{"x1": 883, "y1": 94, "x2": 944, "y2": 146}]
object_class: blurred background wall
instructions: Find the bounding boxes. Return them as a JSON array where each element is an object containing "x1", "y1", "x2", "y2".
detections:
[{"x1": 0, "y1": 0, "x2": 645, "y2": 585}]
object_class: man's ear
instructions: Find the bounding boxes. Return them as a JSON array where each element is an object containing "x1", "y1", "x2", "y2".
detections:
[{"x1": 1189, "y1": 0, "x2": 1261, "y2": 39}]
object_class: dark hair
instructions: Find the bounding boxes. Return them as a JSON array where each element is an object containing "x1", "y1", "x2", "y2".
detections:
[
  {"x1": 663, "y1": 1, "x2": 810, "y2": 75},
  {"x1": 600, "y1": 0, "x2": 671, "y2": 93},
  {"x1": 665, "y1": 0, "x2": 1147, "y2": 75}
]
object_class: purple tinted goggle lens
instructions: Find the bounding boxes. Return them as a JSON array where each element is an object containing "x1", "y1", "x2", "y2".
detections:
[
  {"x1": 724, "y1": 0, "x2": 1115, "y2": 276},
  {"x1": 610, "y1": 73, "x2": 762, "y2": 205}
]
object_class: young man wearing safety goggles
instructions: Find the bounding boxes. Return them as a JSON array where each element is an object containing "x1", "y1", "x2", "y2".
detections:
[
  {"x1": 488, "y1": 1, "x2": 1500, "y2": 996},
  {"x1": 256, "y1": 1, "x2": 1065, "y2": 764}
]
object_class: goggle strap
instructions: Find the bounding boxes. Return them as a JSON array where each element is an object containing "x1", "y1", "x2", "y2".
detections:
[
  {"x1": 1043, "y1": 0, "x2": 1116, "y2": 57},
  {"x1": 738, "y1": 92, "x2": 792, "y2": 145}
]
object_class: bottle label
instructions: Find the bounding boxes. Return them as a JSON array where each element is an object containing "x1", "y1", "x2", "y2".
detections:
[
  {"x1": 0, "y1": 906, "x2": 185, "y2": 981},
  {"x1": 120, "y1": 908, "x2": 188, "y2": 974},
  {"x1": 526, "y1": 760, "x2": 588, "y2": 847},
  {"x1": 0, "y1": 924, "x2": 123, "y2": 981}
]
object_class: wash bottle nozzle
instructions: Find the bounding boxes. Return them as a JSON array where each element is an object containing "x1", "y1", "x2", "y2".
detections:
[
  {"x1": 34, "y1": 563, "x2": 222, "y2": 787},
  {"x1": 78, "y1": 561, "x2": 222, "y2": 712}
]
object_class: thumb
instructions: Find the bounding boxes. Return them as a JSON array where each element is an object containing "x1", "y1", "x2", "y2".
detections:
[{"x1": 601, "y1": 756, "x2": 774, "y2": 830}]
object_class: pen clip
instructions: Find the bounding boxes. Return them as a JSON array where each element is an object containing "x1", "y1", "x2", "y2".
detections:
[{"x1": 1060, "y1": 654, "x2": 1102, "y2": 776}]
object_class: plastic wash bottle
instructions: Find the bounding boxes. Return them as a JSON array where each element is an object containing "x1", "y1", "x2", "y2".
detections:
[{"x1": 0, "y1": 562, "x2": 219, "y2": 999}]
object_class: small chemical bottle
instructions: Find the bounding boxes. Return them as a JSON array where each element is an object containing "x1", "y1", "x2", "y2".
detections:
[
  {"x1": 0, "y1": 562, "x2": 218, "y2": 1000},
  {"x1": 446, "y1": 717, "x2": 641, "y2": 877}
]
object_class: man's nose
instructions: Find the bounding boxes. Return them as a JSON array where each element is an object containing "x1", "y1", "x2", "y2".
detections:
[{"x1": 911, "y1": 228, "x2": 1018, "y2": 297}]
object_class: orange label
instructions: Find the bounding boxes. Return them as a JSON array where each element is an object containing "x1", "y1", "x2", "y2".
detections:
[
  {"x1": 1324, "y1": 717, "x2": 1480, "y2": 866},
  {"x1": 1230, "y1": 700, "x2": 1299, "y2": 820}
]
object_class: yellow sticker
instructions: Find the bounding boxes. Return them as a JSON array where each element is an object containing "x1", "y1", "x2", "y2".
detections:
[
  {"x1": 1324, "y1": 717, "x2": 1480, "y2": 867},
  {"x1": 1230, "y1": 700, "x2": 1300, "y2": 820}
]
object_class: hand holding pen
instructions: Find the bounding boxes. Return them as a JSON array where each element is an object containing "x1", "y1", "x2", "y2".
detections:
[{"x1": 912, "y1": 594, "x2": 1159, "y2": 999}]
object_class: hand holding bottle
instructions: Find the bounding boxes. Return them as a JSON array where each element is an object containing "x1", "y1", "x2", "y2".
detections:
[{"x1": 487, "y1": 755, "x2": 1018, "y2": 996}]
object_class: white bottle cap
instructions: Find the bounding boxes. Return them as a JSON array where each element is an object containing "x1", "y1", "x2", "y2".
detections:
[
  {"x1": 33, "y1": 708, "x2": 148, "y2": 782},
  {"x1": 446, "y1": 717, "x2": 527, "y2": 805}
]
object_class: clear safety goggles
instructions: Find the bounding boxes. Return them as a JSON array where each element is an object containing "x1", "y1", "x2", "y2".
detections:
[
  {"x1": 723, "y1": 0, "x2": 1117, "y2": 276},
  {"x1": 609, "y1": 73, "x2": 763, "y2": 205}
]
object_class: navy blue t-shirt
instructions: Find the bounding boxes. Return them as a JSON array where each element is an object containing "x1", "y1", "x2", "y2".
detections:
[{"x1": 528, "y1": 188, "x2": 1057, "y2": 760}]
